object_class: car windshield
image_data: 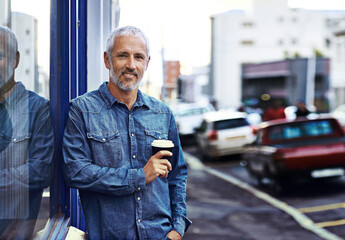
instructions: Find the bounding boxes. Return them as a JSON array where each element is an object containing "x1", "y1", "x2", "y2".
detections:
[
  {"x1": 268, "y1": 120, "x2": 335, "y2": 141},
  {"x1": 175, "y1": 107, "x2": 210, "y2": 117},
  {"x1": 214, "y1": 118, "x2": 249, "y2": 130}
]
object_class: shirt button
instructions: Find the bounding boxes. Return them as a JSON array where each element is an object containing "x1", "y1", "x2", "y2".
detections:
[
  {"x1": 133, "y1": 155, "x2": 136, "y2": 159},
  {"x1": 131, "y1": 133, "x2": 134, "y2": 137},
  {"x1": 137, "y1": 187, "x2": 141, "y2": 191},
  {"x1": 138, "y1": 219, "x2": 141, "y2": 223},
  {"x1": 102, "y1": 138, "x2": 106, "y2": 142},
  {"x1": 137, "y1": 197, "x2": 141, "y2": 201}
]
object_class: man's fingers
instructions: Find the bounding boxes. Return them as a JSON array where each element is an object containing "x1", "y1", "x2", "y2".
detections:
[{"x1": 155, "y1": 150, "x2": 172, "y2": 159}]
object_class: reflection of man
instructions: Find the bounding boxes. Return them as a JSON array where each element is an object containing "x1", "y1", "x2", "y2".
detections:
[
  {"x1": 63, "y1": 26, "x2": 191, "y2": 240},
  {"x1": 0, "y1": 26, "x2": 54, "y2": 239}
]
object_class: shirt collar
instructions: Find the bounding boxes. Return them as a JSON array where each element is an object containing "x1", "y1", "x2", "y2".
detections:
[
  {"x1": 99, "y1": 82, "x2": 151, "y2": 110},
  {"x1": 1, "y1": 82, "x2": 26, "y2": 107}
]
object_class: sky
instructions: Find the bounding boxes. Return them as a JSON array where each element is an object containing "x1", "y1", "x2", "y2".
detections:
[{"x1": 10, "y1": 0, "x2": 345, "y2": 75}]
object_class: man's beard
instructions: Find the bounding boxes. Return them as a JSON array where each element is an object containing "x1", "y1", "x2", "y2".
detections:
[
  {"x1": 109, "y1": 63, "x2": 142, "y2": 92},
  {"x1": 0, "y1": 64, "x2": 14, "y2": 88}
]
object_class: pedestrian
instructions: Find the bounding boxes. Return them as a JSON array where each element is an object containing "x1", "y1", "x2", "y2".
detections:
[
  {"x1": 295, "y1": 100, "x2": 311, "y2": 118},
  {"x1": 0, "y1": 26, "x2": 54, "y2": 239},
  {"x1": 62, "y1": 26, "x2": 191, "y2": 240},
  {"x1": 262, "y1": 99, "x2": 286, "y2": 121}
]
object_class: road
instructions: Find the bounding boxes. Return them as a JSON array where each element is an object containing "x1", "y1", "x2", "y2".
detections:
[{"x1": 182, "y1": 146, "x2": 345, "y2": 240}]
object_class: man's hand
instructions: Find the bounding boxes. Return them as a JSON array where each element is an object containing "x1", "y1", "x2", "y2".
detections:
[
  {"x1": 144, "y1": 150, "x2": 172, "y2": 184},
  {"x1": 167, "y1": 230, "x2": 182, "y2": 240}
]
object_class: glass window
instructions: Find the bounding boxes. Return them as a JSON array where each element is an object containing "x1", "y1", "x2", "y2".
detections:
[
  {"x1": 214, "y1": 118, "x2": 249, "y2": 130},
  {"x1": 268, "y1": 120, "x2": 335, "y2": 141},
  {"x1": 0, "y1": 0, "x2": 51, "y2": 238}
]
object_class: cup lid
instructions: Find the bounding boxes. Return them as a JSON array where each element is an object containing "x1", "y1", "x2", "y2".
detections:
[{"x1": 151, "y1": 139, "x2": 174, "y2": 148}]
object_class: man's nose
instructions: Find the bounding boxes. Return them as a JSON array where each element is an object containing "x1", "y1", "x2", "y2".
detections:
[{"x1": 126, "y1": 56, "x2": 136, "y2": 69}]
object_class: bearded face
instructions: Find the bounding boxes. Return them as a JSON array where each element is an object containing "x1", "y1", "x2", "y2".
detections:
[
  {"x1": 106, "y1": 35, "x2": 149, "y2": 92},
  {"x1": 109, "y1": 61, "x2": 142, "y2": 92}
]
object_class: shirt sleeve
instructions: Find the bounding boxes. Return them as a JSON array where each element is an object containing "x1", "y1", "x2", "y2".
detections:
[
  {"x1": 62, "y1": 102, "x2": 147, "y2": 196},
  {"x1": 167, "y1": 112, "x2": 192, "y2": 236}
]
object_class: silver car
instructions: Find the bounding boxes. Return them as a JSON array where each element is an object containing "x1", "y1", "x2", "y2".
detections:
[
  {"x1": 195, "y1": 111, "x2": 256, "y2": 161},
  {"x1": 172, "y1": 102, "x2": 215, "y2": 140}
]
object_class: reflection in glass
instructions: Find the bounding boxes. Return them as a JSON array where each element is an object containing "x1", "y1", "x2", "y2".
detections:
[{"x1": 0, "y1": 26, "x2": 53, "y2": 239}]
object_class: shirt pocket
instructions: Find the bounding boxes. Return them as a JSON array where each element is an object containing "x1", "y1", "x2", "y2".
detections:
[
  {"x1": 9, "y1": 133, "x2": 31, "y2": 167},
  {"x1": 87, "y1": 131, "x2": 122, "y2": 167},
  {"x1": 145, "y1": 130, "x2": 168, "y2": 159}
]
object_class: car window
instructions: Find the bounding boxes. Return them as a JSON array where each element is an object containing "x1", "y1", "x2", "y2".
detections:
[
  {"x1": 198, "y1": 120, "x2": 208, "y2": 133},
  {"x1": 175, "y1": 107, "x2": 209, "y2": 117},
  {"x1": 214, "y1": 118, "x2": 249, "y2": 130},
  {"x1": 268, "y1": 120, "x2": 335, "y2": 141}
]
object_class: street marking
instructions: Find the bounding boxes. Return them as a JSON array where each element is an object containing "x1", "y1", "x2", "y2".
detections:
[
  {"x1": 184, "y1": 152, "x2": 344, "y2": 240},
  {"x1": 298, "y1": 203, "x2": 345, "y2": 228},
  {"x1": 299, "y1": 202, "x2": 345, "y2": 213},
  {"x1": 316, "y1": 219, "x2": 345, "y2": 228}
]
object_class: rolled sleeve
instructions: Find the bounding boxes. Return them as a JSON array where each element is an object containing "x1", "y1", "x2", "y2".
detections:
[
  {"x1": 173, "y1": 216, "x2": 192, "y2": 237},
  {"x1": 129, "y1": 168, "x2": 147, "y2": 192}
]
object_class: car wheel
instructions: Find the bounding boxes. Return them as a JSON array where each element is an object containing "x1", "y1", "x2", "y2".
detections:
[{"x1": 271, "y1": 179, "x2": 290, "y2": 195}]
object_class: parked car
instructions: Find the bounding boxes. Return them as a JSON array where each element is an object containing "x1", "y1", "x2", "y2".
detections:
[
  {"x1": 194, "y1": 111, "x2": 256, "y2": 161},
  {"x1": 172, "y1": 102, "x2": 215, "y2": 140},
  {"x1": 243, "y1": 117, "x2": 345, "y2": 191},
  {"x1": 332, "y1": 104, "x2": 345, "y2": 126}
]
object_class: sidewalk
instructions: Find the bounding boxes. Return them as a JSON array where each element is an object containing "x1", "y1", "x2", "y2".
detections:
[{"x1": 183, "y1": 153, "x2": 341, "y2": 240}]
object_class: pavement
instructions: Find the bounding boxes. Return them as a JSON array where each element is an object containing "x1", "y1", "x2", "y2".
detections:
[{"x1": 183, "y1": 153, "x2": 343, "y2": 240}]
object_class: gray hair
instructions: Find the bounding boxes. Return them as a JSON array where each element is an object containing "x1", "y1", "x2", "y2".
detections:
[
  {"x1": 0, "y1": 26, "x2": 18, "y2": 64},
  {"x1": 105, "y1": 26, "x2": 150, "y2": 62}
]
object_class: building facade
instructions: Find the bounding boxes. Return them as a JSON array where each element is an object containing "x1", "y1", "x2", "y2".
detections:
[
  {"x1": 11, "y1": 12, "x2": 39, "y2": 93},
  {"x1": 331, "y1": 20, "x2": 345, "y2": 109},
  {"x1": 0, "y1": 0, "x2": 10, "y2": 26},
  {"x1": 210, "y1": 0, "x2": 344, "y2": 109},
  {"x1": 242, "y1": 58, "x2": 330, "y2": 112}
]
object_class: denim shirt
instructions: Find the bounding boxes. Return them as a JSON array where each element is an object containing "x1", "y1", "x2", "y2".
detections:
[
  {"x1": 63, "y1": 82, "x2": 191, "y2": 240},
  {"x1": 0, "y1": 82, "x2": 53, "y2": 236}
]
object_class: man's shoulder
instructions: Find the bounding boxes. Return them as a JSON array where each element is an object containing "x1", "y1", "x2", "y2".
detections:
[
  {"x1": 70, "y1": 89, "x2": 103, "y2": 111},
  {"x1": 21, "y1": 88, "x2": 49, "y2": 112},
  {"x1": 140, "y1": 92, "x2": 172, "y2": 114}
]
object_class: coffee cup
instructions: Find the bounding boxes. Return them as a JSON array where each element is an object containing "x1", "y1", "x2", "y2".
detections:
[{"x1": 151, "y1": 139, "x2": 174, "y2": 161}]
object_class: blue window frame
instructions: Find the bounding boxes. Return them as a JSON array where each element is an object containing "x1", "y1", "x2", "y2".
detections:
[{"x1": 50, "y1": 0, "x2": 87, "y2": 234}]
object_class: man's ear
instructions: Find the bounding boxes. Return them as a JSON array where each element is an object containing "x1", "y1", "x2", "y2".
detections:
[
  {"x1": 145, "y1": 56, "x2": 151, "y2": 71},
  {"x1": 14, "y1": 51, "x2": 20, "y2": 69},
  {"x1": 104, "y1": 51, "x2": 111, "y2": 70}
]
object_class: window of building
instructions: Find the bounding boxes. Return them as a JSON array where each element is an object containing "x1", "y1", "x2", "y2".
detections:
[
  {"x1": 242, "y1": 21, "x2": 254, "y2": 27},
  {"x1": 325, "y1": 38, "x2": 331, "y2": 48},
  {"x1": 291, "y1": 38, "x2": 298, "y2": 45},
  {"x1": 241, "y1": 40, "x2": 254, "y2": 46}
]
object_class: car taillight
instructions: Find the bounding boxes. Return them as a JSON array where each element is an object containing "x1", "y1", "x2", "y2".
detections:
[
  {"x1": 208, "y1": 130, "x2": 218, "y2": 141},
  {"x1": 251, "y1": 125, "x2": 259, "y2": 135},
  {"x1": 273, "y1": 152, "x2": 284, "y2": 161}
]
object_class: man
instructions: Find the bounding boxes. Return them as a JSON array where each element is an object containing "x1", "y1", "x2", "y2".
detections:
[
  {"x1": 63, "y1": 26, "x2": 191, "y2": 239},
  {"x1": 0, "y1": 26, "x2": 54, "y2": 239}
]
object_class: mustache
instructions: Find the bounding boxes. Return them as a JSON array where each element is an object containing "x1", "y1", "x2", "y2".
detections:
[{"x1": 120, "y1": 68, "x2": 138, "y2": 77}]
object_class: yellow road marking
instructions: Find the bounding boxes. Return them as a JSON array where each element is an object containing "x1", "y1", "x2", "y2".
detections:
[
  {"x1": 298, "y1": 203, "x2": 345, "y2": 228},
  {"x1": 316, "y1": 219, "x2": 345, "y2": 228},
  {"x1": 299, "y1": 203, "x2": 345, "y2": 213}
]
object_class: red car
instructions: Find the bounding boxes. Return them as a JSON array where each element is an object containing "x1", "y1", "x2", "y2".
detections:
[{"x1": 244, "y1": 117, "x2": 345, "y2": 191}]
